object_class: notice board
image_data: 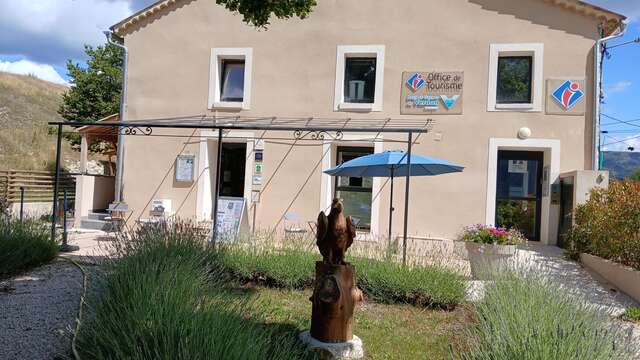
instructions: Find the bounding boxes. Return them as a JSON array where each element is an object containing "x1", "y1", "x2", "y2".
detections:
[{"x1": 214, "y1": 196, "x2": 246, "y2": 238}]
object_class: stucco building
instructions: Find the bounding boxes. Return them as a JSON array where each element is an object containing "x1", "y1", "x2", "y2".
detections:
[{"x1": 107, "y1": 0, "x2": 625, "y2": 245}]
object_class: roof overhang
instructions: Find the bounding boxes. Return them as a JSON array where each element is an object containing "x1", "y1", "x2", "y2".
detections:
[{"x1": 111, "y1": 0, "x2": 626, "y2": 37}]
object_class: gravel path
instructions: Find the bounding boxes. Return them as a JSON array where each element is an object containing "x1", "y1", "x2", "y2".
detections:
[{"x1": 0, "y1": 259, "x2": 84, "y2": 360}]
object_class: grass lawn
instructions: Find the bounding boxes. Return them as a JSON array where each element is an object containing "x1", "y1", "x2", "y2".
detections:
[{"x1": 223, "y1": 285, "x2": 470, "y2": 360}]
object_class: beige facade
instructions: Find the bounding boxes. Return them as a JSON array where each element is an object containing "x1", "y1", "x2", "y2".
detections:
[{"x1": 111, "y1": 0, "x2": 624, "y2": 244}]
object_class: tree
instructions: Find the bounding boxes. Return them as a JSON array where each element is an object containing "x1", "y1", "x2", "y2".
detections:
[
  {"x1": 216, "y1": 0, "x2": 317, "y2": 28},
  {"x1": 58, "y1": 43, "x2": 123, "y2": 148},
  {"x1": 630, "y1": 169, "x2": 640, "y2": 181}
]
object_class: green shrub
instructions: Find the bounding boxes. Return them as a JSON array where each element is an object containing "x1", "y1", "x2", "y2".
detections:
[
  {"x1": 565, "y1": 180, "x2": 640, "y2": 270},
  {"x1": 0, "y1": 217, "x2": 58, "y2": 276},
  {"x1": 78, "y1": 223, "x2": 315, "y2": 360},
  {"x1": 216, "y1": 246, "x2": 466, "y2": 308},
  {"x1": 621, "y1": 307, "x2": 640, "y2": 323},
  {"x1": 219, "y1": 246, "x2": 317, "y2": 288},
  {"x1": 461, "y1": 274, "x2": 635, "y2": 360},
  {"x1": 352, "y1": 257, "x2": 465, "y2": 309}
]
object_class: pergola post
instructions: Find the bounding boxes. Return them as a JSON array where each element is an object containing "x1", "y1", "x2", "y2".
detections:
[
  {"x1": 211, "y1": 129, "x2": 224, "y2": 246},
  {"x1": 51, "y1": 124, "x2": 63, "y2": 242},
  {"x1": 402, "y1": 132, "x2": 413, "y2": 266},
  {"x1": 79, "y1": 133, "x2": 88, "y2": 174}
]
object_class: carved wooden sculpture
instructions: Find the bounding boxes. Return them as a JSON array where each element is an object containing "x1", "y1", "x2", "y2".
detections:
[{"x1": 311, "y1": 198, "x2": 363, "y2": 343}]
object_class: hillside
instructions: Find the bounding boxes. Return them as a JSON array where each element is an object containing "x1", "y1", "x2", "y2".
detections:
[
  {"x1": 602, "y1": 151, "x2": 640, "y2": 179},
  {"x1": 0, "y1": 71, "x2": 70, "y2": 170}
]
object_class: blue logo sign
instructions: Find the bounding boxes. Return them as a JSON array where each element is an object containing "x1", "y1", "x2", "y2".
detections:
[
  {"x1": 440, "y1": 95, "x2": 460, "y2": 109},
  {"x1": 551, "y1": 80, "x2": 584, "y2": 110},
  {"x1": 406, "y1": 73, "x2": 426, "y2": 92}
]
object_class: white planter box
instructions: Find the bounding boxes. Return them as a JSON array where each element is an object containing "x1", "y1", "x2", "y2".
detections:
[
  {"x1": 465, "y1": 242, "x2": 517, "y2": 279},
  {"x1": 580, "y1": 253, "x2": 640, "y2": 303}
]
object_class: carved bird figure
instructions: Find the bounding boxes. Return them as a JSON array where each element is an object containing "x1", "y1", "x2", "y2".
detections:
[{"x1": 316, "y1": 198, "x2": 356, "y2": 264}]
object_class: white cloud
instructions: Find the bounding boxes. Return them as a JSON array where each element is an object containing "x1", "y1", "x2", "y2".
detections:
[
  {"x1": 605, "y1": 80, "x2": 632, "y2": 95},
  {"x1": 603, "y1": 134, "x2": 640, "y2": 151},
  {"x1": 0, "y1": 59, "x2": 69, "y2": 85},
  {"x1": 0, "y1": 0, "x2": 134, "y2": 65}
]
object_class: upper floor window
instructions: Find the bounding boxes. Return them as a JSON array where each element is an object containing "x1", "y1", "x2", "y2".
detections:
[
  {"x1": 334, "y1": 45, "x2": 385, "y2": 112},
  {"x1": 496, "y1": 56, "x2": 532, "y2": 104},
  {"x1": 220, "y1": 59, "x2": 245, "y2": 102},
  {"x1": 209, "y1": 48, "x2": 252, "y2": 110},
  {"x1": 344, "y1": 57, "x2": 377, "y2": 103},
  {"x1": 488, "y1": 43, "x2": 543, "y2": 112}
]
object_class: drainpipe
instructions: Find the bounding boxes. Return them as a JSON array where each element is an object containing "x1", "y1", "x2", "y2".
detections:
[
  {"x1": 593, "y1": 21, "x2": 627, "y2": 170},
  {"x1": 104, "y1": 30, "x2": 128, "y2": 203}
]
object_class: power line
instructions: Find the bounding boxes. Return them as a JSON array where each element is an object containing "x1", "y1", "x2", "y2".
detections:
[
  {"x1": 602, "y1": 129, "x2": 640, "y2": 133},
  {"x1": 601, "y1": 114, "x2": 640, "y2": 129},
  {"x1": 606, "y1": 37, "x2": 640, "y2": 50},
  {"x1": 602, "y1": 133, "x2": 640, "y2": 147}
]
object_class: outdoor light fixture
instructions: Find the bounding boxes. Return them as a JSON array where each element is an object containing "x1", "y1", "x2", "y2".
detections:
[{"x1": 517, "y1": 127, "x2": 532, "y2": 139}]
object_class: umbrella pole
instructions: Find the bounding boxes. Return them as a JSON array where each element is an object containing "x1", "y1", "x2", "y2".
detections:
[
  {"x1": 403, "y1": 132, "x2": 412, "y2": 266},
  {"x1": 388, "y1": 169, "x2": 394, "y2": 252}
]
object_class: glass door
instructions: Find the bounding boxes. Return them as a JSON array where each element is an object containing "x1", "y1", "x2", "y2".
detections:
[{"x1": 495, "y1": 150, "x2": 543, "y2": 240}]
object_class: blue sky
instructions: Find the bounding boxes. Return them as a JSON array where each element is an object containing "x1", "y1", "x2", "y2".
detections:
[{"x1": 0, "y1": 0, "x2": 638, "y2": 151}]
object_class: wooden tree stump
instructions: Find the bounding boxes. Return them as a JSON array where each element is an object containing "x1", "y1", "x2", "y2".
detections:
[{"x1": 310, "y1": 261, "x2": 363, "y2": 343}]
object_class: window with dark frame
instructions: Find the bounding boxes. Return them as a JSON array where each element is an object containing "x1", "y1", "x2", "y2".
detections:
[
  {"x1": 496, "y1": 56, "x2": 533, "y2": 104},
  {"x1": 220, "y1": 59, "x2": 245, "y2": 102},
  {"x1": 334, "y1": 147, "x2": 374, "y2": 230},
  {"x1": 343, "y1": 57, "x2": 376, "y2": 104}
]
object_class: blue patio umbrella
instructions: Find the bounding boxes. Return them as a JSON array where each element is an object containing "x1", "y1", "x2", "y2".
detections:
[{"x1": 324, "y1": 150, "x2": 464, "y2": 263}]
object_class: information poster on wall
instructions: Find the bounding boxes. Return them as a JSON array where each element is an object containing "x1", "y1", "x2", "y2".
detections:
[
  {"x1": 214, "y1": 196, "x2": 245, "y2": 239},
  {"x1": 175, "y1": 155, "x2": 195, "y2": 182},
  {"x1": 401, "y1": 71, "x2": 464, "y2": 114}
]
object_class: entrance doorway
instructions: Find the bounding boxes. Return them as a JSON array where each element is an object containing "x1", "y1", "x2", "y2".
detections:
[
  {"x1": 557, "y1": 176, "x2": 574, "y2": 248},
  {"x1": 495, "y1": 150, "x2": 543, "y2": 240},
  {"x1": 219, "y1": 143, "x2": 246, "y2": 197}
]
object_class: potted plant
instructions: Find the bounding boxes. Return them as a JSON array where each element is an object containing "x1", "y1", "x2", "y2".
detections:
[{"x1": 460, "y1": 224, "x2": 526, "y2": 279}]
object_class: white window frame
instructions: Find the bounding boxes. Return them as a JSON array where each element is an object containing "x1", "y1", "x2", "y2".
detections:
[
  {"x1": 208, "y1": 48, "x2": 253, "y2": 110},
  {"x1": 196, "y1": 130, "x2": 255, "y2": 222},
  {"x1": 320, "y1": 135, "x2": 383, "y2": 240},
  {"x1": 487, "y1": 43, "x2": 543, "y2": 112},
  {"x1": 485, "y1": 137, "x2": 560, "y2": 245},
  {"x1": 334, "y1": 45, "x2": 385, "y2": 112}
]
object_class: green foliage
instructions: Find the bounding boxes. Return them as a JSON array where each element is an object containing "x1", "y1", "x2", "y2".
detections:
[
  {"x1": 460, "y1": 224, "x2": 525, "y2": 245},
  {"x1": 216, "y1": 0, "x2": 317, "y2": 28},
  {"x1": 496, "y1": 57, "x2": 531, "y2": 103},
  {"x1": 630, "y1": 169, "x2": 640, "y2": 181},
  {"x1": 352, "y1": 257, "x2": 465, "y2": 309},
  {"x1": 217, "y1": 246, "x2": 466, "y2": 308},
  {"x1": 58, "y1": 43, "x2": 123, "y2": 149},
  {"x1": 565, "y1": 180, "x2": 640, "y2": 270},
  {"x1": 621, "y1": 307, "x2": 640, "y2": 323},
  {"x1": 496, "y1": 200, "x2": 534, "y2": 233},
  {"x1": 461, "y1": 274, "x2": 635, "y2": 360},
  {"x1": 0, "y1": 217, "x2": 58, "y2": 276},
  {"x1": 219, "y1": 246, "x2": 317, "y2": 288},
  {"x1": 77, "y1": 223, "x2": 315, "y2": 360}
]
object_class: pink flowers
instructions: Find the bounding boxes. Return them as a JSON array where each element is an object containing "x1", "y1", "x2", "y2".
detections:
[{"x1": 461, "y1": 224, "x2": 526, "y2": 245}]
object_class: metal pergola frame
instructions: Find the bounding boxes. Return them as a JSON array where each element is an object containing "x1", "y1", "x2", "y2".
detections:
[{"x1": 49, "y1": 115, "x2": 434, "y2": 264}]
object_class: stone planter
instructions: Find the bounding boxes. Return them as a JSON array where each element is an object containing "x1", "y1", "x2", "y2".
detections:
[
  {"x1": 580, "y1": 253, "x2": 640, "y2": 303},
  {"x1": 465, "y1": 242, "x2": 517, "y2": 279}
]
